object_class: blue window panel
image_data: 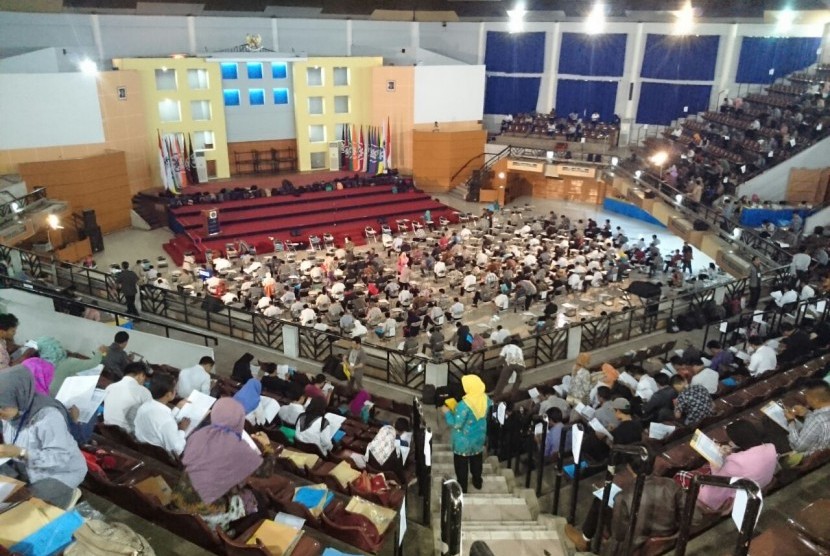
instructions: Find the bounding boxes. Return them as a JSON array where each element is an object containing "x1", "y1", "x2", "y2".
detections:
[
  {"x1": 272, "y1": 63, "x2": 287, "y2": 79},
  {"x1": 249, "y1": 89, "x2": 265, "y2": 106},
  {"x1": 273, "y1": 88, "x2": 289, "y2": 105},
  {"x1": 555, "y1": 80, "x2": 619, "y2": 122},
  {"x1": 223, "y1": 89, "x2": 240, "y2": 106},
  {"x1": 641, "y1": 34, "x2": 720, "y2": 81},
  {"x1": 220, "y1": 62, "x2": 238, "y2": 80},
  {"x1": 636, "y1": 82, "x2": 712, "y2": 125},
  {"x1": 247, "y1": 62, "x2": 263, "y2": 79},
  {"x1": 736, "y1": 37, "x2": 821, "y2": 84},
  {"x1": 558, "y1": 33, "x2": 627, "y2": 77},
  {"x1": 484, "y1": 76, "x2": 541, "y2": 115},
  {"x1": 484, "y1": 31, "x2": 546, "y2": 74}
]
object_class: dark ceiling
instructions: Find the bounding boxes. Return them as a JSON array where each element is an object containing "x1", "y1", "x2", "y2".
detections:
[{"x1": 34, "y1": 0, "x2": 830, "y2": 19}]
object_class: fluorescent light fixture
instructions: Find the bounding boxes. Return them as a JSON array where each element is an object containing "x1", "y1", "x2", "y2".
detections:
[
  {"x1": 611, "y1": 156, "x2": 619, "y2": 166},
  {"x1": 634, "y1": 170, "x2": 642, "y2": 179},
  {"x1": 776, "y1": 8, "x2": 795, "y2": 33},
  {"x1": 586, "y1": 3, "x2": 606, "y2": 35},
  {"x1": 675, "y1": 194, "x2": 684, "y2": 205},
  {"x1": 673, "y1": 0, "x2": 695, "y2": 35},
  {"x1": 507, "y1": 2, "x2": 526, "y2": 33},
  {"x1": 650, "y1": 151, "x2": 668, "y2": 166},
  {"x1": 78, "y1": 58, "x2": 98, "y2": 75},
  {"x1": 10, "y1": 202, "x2": 21, "y2": 214}
]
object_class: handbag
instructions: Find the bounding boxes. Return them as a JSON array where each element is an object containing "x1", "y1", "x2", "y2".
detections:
[{"x1": 64, "y1": 520, "x2": 155, "y2": 556}]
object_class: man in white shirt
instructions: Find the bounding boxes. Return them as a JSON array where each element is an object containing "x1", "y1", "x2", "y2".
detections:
[
  {"x1": 398, "y1": 287, "x2": 414, "y2": 307},
  {"x1": 134, "y1": 374, "x2": 189, "y2": 457},
  {"x1": 280, "y1": 286, "x2": 296, "y2": 306},
  {"x1": 434, "y1": 260, "x2": 447, "y2": 278},
  {"x1": 500, "y1": 341, "x2": 525, "y2": 367},
  {"x1": 278, "y1": 391, "x2": 306, "y2": 426},
  {"x1": 313, "y1": 317, "x2": 330, "y2": 332},
  {"x1": 491, "y1": 325, "x2": 511, "y2": 345},
  {"x1": 790, "y1": 246, "x2": 812, "y2": 277},
  {"x1": 450, "y1": 298, "x2": 465, "y2": 321},
  {"x1": 256, "y1": 295, "x2": 272, "y2": 310},
  {"x1": 380, "y1": 312, "x2": 397, "y2": 339},
  {"x1": 689, "y1": 365, "x2": 719, "y2": 394},
  {"x1": 747, "y1": 336, "x2": 777, "y2": 377},
  {"x1": 801, "y1": 283, "x2": 816, "y2": 300},
  {"x1": 177, "y1": 356, "x2": 214, "y2": 398},
  {"x1": 103, "y1": 362, "x2": 151, "y2": 433},
  {"x1": 300, "y1": 304, "x2": 317, "y2": 326},
  {"x1": 461, "y1": 273, "x2": 477, "y2": 294}
]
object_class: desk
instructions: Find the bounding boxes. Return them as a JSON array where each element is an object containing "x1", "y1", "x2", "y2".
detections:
[{"x1": 738, "y1": 207, "x2": 811, "y2": 227}]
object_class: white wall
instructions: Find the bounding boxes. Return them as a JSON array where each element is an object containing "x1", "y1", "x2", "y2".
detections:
[
  {"x1": 414, "y1": 65, "x2": 485, "y2": 124},
  {"x1": 0, "y1": 47, "x2": 61, "y2": 73},
  {"x1": 737, "y1": 137, "x2": 830, "y2": 200},
  {"x1": 0, "y1": 72, "x2": 105, "y2": 149},
  {"x1": 0, "y1": 289, "x2": 214, "y2": 369}
]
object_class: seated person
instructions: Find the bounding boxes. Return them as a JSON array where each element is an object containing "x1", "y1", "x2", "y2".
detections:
[
  {"x1": 172, "y1": 398, "x2": 275, "y2": 530},
  {"x1": 102, "y1": 330, "x2": 133, "y2": 379},
  {"x1": 177, "y1": 356, "x2": 214, "y2": 398},
  {"x1": 261, "y1": 362, "x2": 303, "y2": 399},
  {"x1": 540, "y1": 407, "x2": 572, "y2": 461},
  {"x1": 672, "y1": 375, "x2": 713, "y2": 426},
  {"x1": 360, "y1": 425, "x2": 406, "y2": 484},
  {"x1": 134, "y1": 373, "x2": 189, "y2": 457},
  {"x1": 347, "y1": 390, "x2": 372, "y2": 422},
  {"x1": 277, "y1": 390, "x2": 307, "y2": 427},
  {"x1": 778, "y1": 322, "x2": 812, "y2": 365},
  {"x1": 294, "y1": 397, "x2": 335, "y2": 456},
  {"x1": 747, "y1": 336, "x2": 777, "y2": 377},
  {"x1": 0, "y1": 366, "x2": 86, "y2": 509},
  {"x1": 706, "y1": 340, "x2": 734, "y2": 376},
  {"x1": 304, "y1": 373, "x2": 331, "y2": 404},
  {"x1": 103, "y1": 362, "x2": 151, "y2": 433},
  {"x1": 395, "y1": 417, "x2": 413, "y2": 451},
  {"x1": 784, "y1": 379, "x2": 830, "y2": 465},
  {"x1": 233, "y1": 378, "x2": 262, "y2": 414},
  {"x1": 231, "y1": 352, "x2": 255, "y2": 383}
]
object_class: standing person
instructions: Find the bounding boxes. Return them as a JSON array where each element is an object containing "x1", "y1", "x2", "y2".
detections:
[
  {"x1": 748, "y1": 256, "x2": 762, "y2": 309},
  {"x1": 348, "y1": 337, "x2": 367, "y2": 390},
  {"x1": 115, "y1": 261, "x2": 141, "y2": 316},
  {"x1": 681, "y1": 242, "x2": 693, "y2": 276},
  {"x1": 442, "y1": 375, "x2": 492, "y2": 493},
  {"x1": 0, "y1": 366, "x2": 86, "y2": 509}
]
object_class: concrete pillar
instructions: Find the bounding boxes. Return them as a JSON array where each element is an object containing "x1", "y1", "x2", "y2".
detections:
[
  {"x1": 566, "y1": 325, "x2": 581, "y2": 359},
  {"x1": 282, "y1": 325, "x2": 299, "y2": 359},
  {"x1": 822, "y1": 23, "x2": 830, "y2": 65},
  {"x1": 271, "y1": 17, "x2": 279, "y2": 52},
  {"x1": 537, "y1": 22, "x2": 560, "y2": 114}
]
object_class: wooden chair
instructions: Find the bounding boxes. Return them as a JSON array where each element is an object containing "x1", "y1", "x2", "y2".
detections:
[
  {"x1": 747, "y1": 524, "x2": 829, "y2": 556},
  {"x1": 788, "y1": 499, "x2": 830, "y2": 549}
]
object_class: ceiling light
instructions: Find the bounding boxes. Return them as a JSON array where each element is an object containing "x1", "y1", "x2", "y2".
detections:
[
  {"x1": 611, "y1": 156, "x2": 619, "y2": 166},
  {"x1": 586, "y1": 3, "x2": 606, "y2": 35},
  {"x1": 776, "y1": 8, "x2": 795, "y2": 33},
  {"x1": 47, "y1": 214, "x2": 62, "y2": 230},
  {"x1": 650, "y1": 151, "x2": 668, "y2": 166},
  {"x1": 78, "y1": 58, "x2": 98, "y2": 75},
  {"x1": 507, "y1": 2, "x2": 526, "y2": 33},
  {"x1": 10, "y1": 202, "x2": 21, "y2": 214},
  {"x1": 634, "y1": 170, "x2": 642, "y2": 179},
  {"x1": 673, "y1": 1, "x2": 695, "y2": 35}
]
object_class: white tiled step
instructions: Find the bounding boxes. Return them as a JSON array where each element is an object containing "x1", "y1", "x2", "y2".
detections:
[
  {"x1": 461, "y1": 497, "x2": 533, "y2": 521},
  {"x1": 431, "y1": 462, "x2": 498, "y2": 475},
  {"x1": 430, "y1": 475, "x2": 510, "y2": 496},
  {"x1": 461, "y1": 531, "x2": 567, "y2": 556},
  {"x1": 462, "y1": 521, "x2": 548, "y2": 531}
]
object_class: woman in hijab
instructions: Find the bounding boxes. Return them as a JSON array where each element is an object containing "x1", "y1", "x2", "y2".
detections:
[
  {"x1": 173, "y1": 398, "x2": 274, "y2": 528},
  {"x1": 0, "y1": 366, "x2": 86, "y2": 508},
  {"x1": 569, "y1": 352, "x2": 592, "y2": 406},
  {"x1": 294, "y1": 396, "x2": 334, "y2": 455},
  {"x1": 364, "y1": 425, "x2": 406, "y2": 483},
  {"x1": 232, "y1": 378, "x2": 262, "y2": 414},
  {"x1": 232, "y1": 353, "x2": 255, "y2": 383},
  {"x1": 21, "y1": 357, "x2": 55, "y2": 396},
  {"x1": 441, "y1": 375, "x2": 491, "y2": 493},
  {"x1": 348, "y1": 390, "x2": 372, "y2": 423}
]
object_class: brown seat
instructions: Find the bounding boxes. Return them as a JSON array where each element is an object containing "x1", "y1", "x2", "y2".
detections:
[
  {"x1": 320, "y1": 500, "x2": 384, "y2": 554},
  {"x1": 156, "y1": 504, "x2": 222, "y2": 552},
  {"x1": 789, "y1": 499, "x2": 830, "y2": 549},
  {"x1": 747, "y1": 524, "x2": 829, "y2": 556},
  {"x1": 635, "y1": 533, "x2": 678, "y2": 556}
]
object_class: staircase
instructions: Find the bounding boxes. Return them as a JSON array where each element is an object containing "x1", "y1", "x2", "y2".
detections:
[
  {"x1": 131, "y1": 193, "x2": 166, "y2": 230},
  {"x1": 430, "y1": 438, "x2": 577, "y2": 556},
  {"x1": 448, "y1": 183, "x2": 469, "y2": 203}
]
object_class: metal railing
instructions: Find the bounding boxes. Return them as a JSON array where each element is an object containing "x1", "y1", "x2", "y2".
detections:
[
  {"x1": 0, "y1": 187, "x2": 49, "y2": 222},
  {"x1": 412, "y1": 397, "x2": 432, "y2": 525},
  {"x1": 674, "y1": 476, "x2": 762, "y2": 556},
  {"x1": 439, "y1": 478, "x2": 463, "y2": 556}
]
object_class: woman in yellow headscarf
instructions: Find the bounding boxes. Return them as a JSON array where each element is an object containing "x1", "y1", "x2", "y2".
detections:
[{"x1": 441, "y1": 375, "x2": 491, "y2": 493}]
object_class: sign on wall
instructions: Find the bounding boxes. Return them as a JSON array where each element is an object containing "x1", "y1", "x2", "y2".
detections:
[{"x1": 507, "y1": 160, "x2": 545, "y2": 173}]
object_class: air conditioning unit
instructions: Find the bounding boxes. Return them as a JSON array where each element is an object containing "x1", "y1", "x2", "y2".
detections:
[
  {"x1": 328, "y1": 142, "x2": 341, "y2": 171},
  {"x1": 194, "y1": 151, "x2": 208, "y2": 183}
]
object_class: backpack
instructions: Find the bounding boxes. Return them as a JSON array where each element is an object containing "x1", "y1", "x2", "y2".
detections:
[{"x1": 64, "y1": 520, "x2": 154, "y2": 556}]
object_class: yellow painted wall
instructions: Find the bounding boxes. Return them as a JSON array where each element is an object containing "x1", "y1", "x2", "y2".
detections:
[
  {"x1": 113, "y1": 57, "x2": 230, "y2": 182},
  {"x1": 291, "y1": 56, "x2": 383, "y2": 172},
  {"x1": 371, "y1": 66, "x2": 414, "y2": 174}
]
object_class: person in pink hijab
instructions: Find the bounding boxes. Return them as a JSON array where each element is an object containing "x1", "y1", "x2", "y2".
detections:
[{"x1": 21, "y1": 358, "x2": 55, "y2": 396}]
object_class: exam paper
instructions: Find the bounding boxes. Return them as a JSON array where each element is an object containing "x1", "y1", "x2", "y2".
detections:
[{"x1": 174, "y1": 391, "x2": 217, "y2": 436}]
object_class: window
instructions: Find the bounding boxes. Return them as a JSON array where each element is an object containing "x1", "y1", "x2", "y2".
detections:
[
  {"x1": 187, "y1": 69, "x2": 209, "y2": 89},
  {"x1": 220, "y1": 62, "x2": 238, "y2": 80},
  {"x1": 249, "y1": 89, "x2": 265, "y2": 106},
  {"x1": 192, "y1": 131, "x2": 215, "y2": 150},
  {"x1": 306, "y1": 67, "x2": 323, "y2": 86},
  {"x1": 308, "y1": 96, "x2": 324, "y2": 115},
  {"x1": 223, "y1": 89, "x2": 241, "y2": 106},
  {"x1": 334, "y1": 95, "x2": 350, "y2": 114},
  {"x1": 333, "y1": 67, "x2": 349, "y2": 86},
  {"x1": 308, "y1": 125, "x2": 325, "y2": 143},
  {"x1": 154, "y1": 68, "x2": 177, "y2": 91},
  {"x1": 190, "y1": 100, "x2": 211, "y2": 121},
  {"x1": 335, "y1": 123, "x2": 350, "y2": 141},
  {"x1": 273, "y1": 88, "x2": 289, "y2": 105},
  {"x1": 247, "y1": 62, "x2": 263, "y2": 79},
  {"x1": 272, "y1": 63, "x2": 287, "y2": 79},
  {"x1": 310, "y1": 151, "x2": 326, "y2": 169},
  {"x1": 158, "y1": 99, "x2": 181, "y2": 122}
]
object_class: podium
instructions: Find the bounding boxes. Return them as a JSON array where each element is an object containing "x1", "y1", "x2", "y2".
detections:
[{"x1": 202, "y1": 208, "x2": 220, "y2": 236}]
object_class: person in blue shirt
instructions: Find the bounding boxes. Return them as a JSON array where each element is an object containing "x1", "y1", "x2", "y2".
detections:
[
  {"x1": 442, "y1": 375, "x2": 492, "y2": 492},
  {"x1": 542, "y1": 407, "x2": 572, "y2": 461}
]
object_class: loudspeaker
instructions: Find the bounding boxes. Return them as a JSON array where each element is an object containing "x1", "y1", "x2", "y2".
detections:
[
  {"x1": 87, "y1": 226, "x2": 104, "y2": 253},
  {"x1": 82, "y1": 209, "x2": 97, "y2": 231}
]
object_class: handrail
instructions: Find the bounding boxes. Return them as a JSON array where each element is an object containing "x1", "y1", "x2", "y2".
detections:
[
  {"x1": 0, "y1": 274, "x2": 219, "y2": 347},
  {"x1": 592, "y1": 444, "x2": 653, "y2": 556},
  {"x1": 453, "y1": 146, "x2": 511, "y2": 189},
  {"x1": 0, "y1": 187, "x2": 48, "y2": 221},
  {"x1": 439, "y1": 478, "x2": 463, "y2": 556},
  {"x1": 524, "y1": 413, "x2": 548, "y2": 495},
  {"x1": 674, "y1": 476, "x2": 762, "y2": 556},
  {"x1": 568, "y1": 423, "x2": 585, "y2": 524},
  {"x1": 551, "y1": 423, "x2": 572, "y2": 515},
  {"x1": 412, "y1": 397, "x2": 432, "y2": 525},
  {"x1": 469, "y1": 541, "x2": 496, "y2": 556}
]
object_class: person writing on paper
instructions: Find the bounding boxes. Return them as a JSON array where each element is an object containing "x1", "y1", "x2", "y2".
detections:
[
  {"x1": 641, "y1": 374, "x2": 677, "y2": 422},
  {"x1": 278, "y1": 390, "x2": 307, "y2": 427},
  {"x1": 134, "y1": 373, "x2": 190, "y2": 457},
  {"x1": 690, "y1": 420, "x2": 777, "y2": 512},
  {"x1": 0, "y1": 366, "x2": 86, "y2": 509},
  {"x1": 294, "y1": 397, "x2": 334, "y2": 456},
  {"x1": 102, "y1": 331, "x2": 133, "y2": 380},
  {"x1": 671, "y1": 375, "x2": 713, "y2": 426},
  {"x1": 103, "y1": 362, "x2": 151, "y2": 433},
  {"x1": 172, "y1": 398, "x2": 275, "y2": 530},
  {"x1": 784, "y1": 380, "x2": 830, "y2": 464},
  {"x1": 777, "y1": 322, "x2": 812, "y2": 365},
  {"x1": 231, "y1": 352, "x2": 256, "y2": 383},
  {"x1": 361, "y1": 425, "x2": 406, "y2": 484},
  {"x1": 442, "y1": 375, "x2": 492, "y2": 493},
  {"x1": 0, "y1": 313, "x2": 20, "y2": 370},
  {"x1": 705, "y1": 340, "x2": 734, "y2": 376},
  {"x1": 540, "y1": 407, "x2": 572, "y2": 461},
  {"x1": 746, "y1": 336, "x2": 777, "y2": 377},
  {"x1": 177, "y1": 356, "x2": 214, "y2": 398}
]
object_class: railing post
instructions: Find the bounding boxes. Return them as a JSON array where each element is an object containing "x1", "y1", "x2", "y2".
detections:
[
  {"x1": 552, "y1": 425, "x2": 569, "y2": 515},
  {"x1": 440, "y1": 479, "x2": 463, "y2": 556}
]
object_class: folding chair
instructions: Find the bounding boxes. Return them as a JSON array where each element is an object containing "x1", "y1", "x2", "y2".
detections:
[
  {"x1": 308, "y1": 235, "x2": 321, "y2": 252},
  {"x1": 364, "y1": 226, "x2": 378, "y2": 243},
  {"x1": 323, "y1": 232, "x2": 335, "y2": 249}
]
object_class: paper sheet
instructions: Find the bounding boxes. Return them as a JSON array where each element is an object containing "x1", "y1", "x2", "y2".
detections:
[
  {"x1": 648, "y1": 422, "x2": 677, "y2": 440},
  {"x1": 399, "y1": 495, "x2": 407, "y2": 546},
  {"x1": 719, "y1": 322, "x2": 728, "y2": 333},
  {"x1": 0, "y1": 482, "x2": 17, "y2": 504},
  {"x1": 534, "y1": 423, "x2": 544, "y2": 436},
  {"x1": 690, "y1": 429, "x2": 724, "y2": 468},
  {"x1": 275, "y1": 512, "x2": 305, "y2": 530},
  {"x1": 593, "y1": 484, "x2": 623, "y2": 508},
  {"x1": 241, "y1": 430, "x2": 262, "y2": 454},
  {"x1": 55, "y1": 370, "x2": 102, "y2": 407},
  {"x1": 174, "y1": 391, "x2": 217, "y2": 436},
  {"x1": 731, "y1": 478, "x2": 763, "y2": 531},
  {"x1": 528, "y1": 387, "x2": 540, "y2": 401},
  {"x1": 589, "y1": 418, "x2": 613, "y2": 441},
  {"x1": 325, "y1": 412, "x2": 347, "y2": 440},
  {"x1": 424, "y1": 428, "x2": 432, "y2": 467},
  {"x1": 75, "y1": 388, "x2": 106, "y2": 423},
  {"x1": 575, "y1": 403, "x2": 595, "y2": 420},
  {"x1": 246, "y1": 397, "x2": 281, "y2": 426},
  {"x1": 572, "y1": 424, "x2": 584, "y2": 463},
  {"x1": 760, "y1": 401, "x2": 788, "y2": 430},
  {"x1": 497, "y1": 402, "x2": 507, "y2": 425},
  {"x1": 617, "y1": 372, "x2": 639, "y2": 391}
]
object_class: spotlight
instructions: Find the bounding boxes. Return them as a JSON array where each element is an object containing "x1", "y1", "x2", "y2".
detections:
[
  {"x1": 10, "y1": 202, "x2": 21, "y2": 214},
  {"x1": 47, "y1": 214, "x2": 62, "y2": 230},
  {"x1": 78, "y1": 58, "x2": 98, "y2": 75},
  {"x1": 586, "y1": 3, "x2": 606, "y2": 35},
  {"x1": 498, "y1": 172, "x2": 506, "y2": 179},
  {"x1": 649, "y1": 151, "x2": 668, "y2": 166},
  {"x1": 611, "y1": 156, "x2": 619, "y2": 166},
  {"x1": 507, "y1": 2, "x2": 526, "y2": 33},
  {"x1": 634, "y1": 170, "x2": 642, "y2": 179},
  {"x1": 673, "y1": 0, "x2": 695, "y2": 35}
]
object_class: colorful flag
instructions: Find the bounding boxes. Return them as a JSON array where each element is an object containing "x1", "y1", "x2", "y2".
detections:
[
  {"x1": 340, "y1": 125, "x2": 348, "y2": 170},
  {"x1": 385, "y1": 116, "x2": 393, "y2": 170},
  {"x1": 368, "y1": 126, "x2": 379, "y2": 175},
  {"x1": 163, "y1": 136, "x2": 180, "y2": 194},
  {"x1": 157, "y1": 130, "x2": 170, "y2": 191},
  {"x1": 187, "y1": 133, "x2": 197, "y2": 185},
  {"x1": 358, "y1": 125, "x2": 366, "y2": 173},
  {"x1": 172, "y1": 135, "x2": 187, "y2": 187},
  {"x1": 377, "y1": 120, "x2": 386, "y2": 175},
  {"x1": 350, "y1": 124, "x2": 359, "y2": 171}
]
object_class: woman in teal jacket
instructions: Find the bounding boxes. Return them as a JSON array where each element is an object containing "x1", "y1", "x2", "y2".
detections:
[{"x1": 442, "y1": 375, "x2": 491, "y2": 492}]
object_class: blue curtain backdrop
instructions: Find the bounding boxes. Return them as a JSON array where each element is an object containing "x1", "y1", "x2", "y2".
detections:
[
  {"x1": 735, "y1": 37, "x2": 821, "y2": 84},
  {"x1": 641, "y1": 34, "x2": 720, "y2": 81},
  {"x1": 484, "y1": 76, "x2": 542, "y2": 115},
  {"x1": 558, "y1": 33, "x2": 627, "y2": 77},
  {"x1": 636, "y1": 83, "x2": 712, "y2": 125},
  {"x1": 555, "y1": 80, "x2": 619, "y2": 122},
  {"x1": 484, "y1": 31, "x2": 546, "y2": 74}
]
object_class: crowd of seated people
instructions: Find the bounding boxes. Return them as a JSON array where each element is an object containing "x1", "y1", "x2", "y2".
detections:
[{"x1": 499, "y1": 109, "x2": 621, "y2": 144}]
